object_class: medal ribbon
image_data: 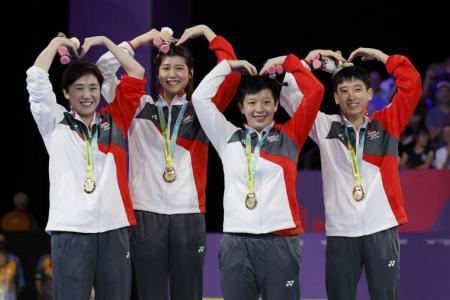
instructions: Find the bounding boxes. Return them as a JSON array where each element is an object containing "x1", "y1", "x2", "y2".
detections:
[
  {"x1": 82, "y1": 118, "x2": 99, "y2": 182},
  {"x1": 245, "y1": 128, "x2": 271, "y2": 195},
  {"x1": 157, "y1": 100, "x2": 188, "y2": 169},
  {"x1": 343, "y1": 125, "x2": 365, "y2": 188}
]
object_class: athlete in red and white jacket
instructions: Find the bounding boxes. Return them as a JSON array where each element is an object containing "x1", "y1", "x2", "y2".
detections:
[
  {"x1": 192, "y1": 55, "x2": 324, "y2": 299},
  {"x1": 96, "y1": 25, "x2": 240, "y2": 300},
  {"x1": 26, "y1": 35, "x2": 146, "y2": 300},
  {"x1": 193, "y1": 55, "x2": 324, "y2": 234},
  {"x1": 27, "y1": 37, "x2": 145, "y2": 233},
  {"x1": 97, "y1": 28, "x2": 240, "y2": 214},
  {"x1": 281, "y1": 48, "x2": 422, "y2": 299},
  {"x1": 282, "y1": 50, "x2": 421, "y2": 236}
]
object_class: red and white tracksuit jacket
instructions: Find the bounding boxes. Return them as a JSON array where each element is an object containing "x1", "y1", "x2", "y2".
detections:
[
  {"x1": 281, "y1": 55, "x2": 421, "y2": 237},
  {"x1": 27, "y1": 66, "x2": 146, "y2": 233},
  {"x1": 96, "y1": 36, "x2": 240, "y2": 214},
  {"x1": 192, "y1": 55, "x2": 324, "y2": 234}
]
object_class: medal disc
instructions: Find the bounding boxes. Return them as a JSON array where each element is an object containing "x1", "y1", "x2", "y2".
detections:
[
  {"x1": 83, "y1": 178, "x2": 96, "y2": 194},
  {"x1": 352, "y1": 185, "x2": 365, "y2": 201},
  {"x1": 245, "y1": 193, "x2": 257, "y2": 209},
  {"x1": 163, "y1": 167, "x2": 177, "y2": 183}
]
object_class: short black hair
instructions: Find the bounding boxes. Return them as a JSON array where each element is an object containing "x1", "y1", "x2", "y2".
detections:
[
  {"x1": 61, "y1": 62, "x2": 104, "y2": 91},
  {"x1": 236, "y1": 75, "x2": 280, "y2": 104},
  {"x1": 333, "y1": 65, "x2": 370, "y2": 92}
]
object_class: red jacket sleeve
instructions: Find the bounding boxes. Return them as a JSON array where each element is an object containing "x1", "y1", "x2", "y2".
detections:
[
  {"x1": 278, "y1": 54, "x2": 325, "y2": 150},
  {"x1": 100, "y1": 74, "x2": 147, "y2": 135},
  {"x1": 371, "y1": 55, "x2": 422, "y2": 138},
  {"x1": 208, "y1": 35, "x2": 241, "y2": 112}
]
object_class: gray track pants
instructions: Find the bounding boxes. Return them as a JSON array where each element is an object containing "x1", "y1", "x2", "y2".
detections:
[
  {"x1": 130, "y1": 211, "x2": 206, "y2": 300},
  {"x1": 219, "y1": 233, "x2": 301, "y2": 300},
  {"x1": 51, "y1": 227, "x2": 131, "y2": 300},
  {"x1": 326, "y1": 226, "x2": 400, "y2": 300}
]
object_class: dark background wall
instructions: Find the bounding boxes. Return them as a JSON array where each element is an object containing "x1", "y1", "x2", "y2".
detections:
[{"x1": 4, "y1": 0, "x2": 449, "y2": 231}]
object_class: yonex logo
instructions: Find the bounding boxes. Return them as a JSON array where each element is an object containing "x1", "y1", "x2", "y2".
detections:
[
  {"x1": 126, "y1": 251, "x2": 130, "y2": 259},
  {"x1": 285, "y1": 280, "x2": 294, "y2": 287},
  {"x1": 151, "y1": 114, "x2": 158, "y2": 120},
  {"x1": 388, "y1": 260, "x2": 395, "y2": 267},
  {"x1": 198, "y1": 246, "x2": 205, "y2": 253}
]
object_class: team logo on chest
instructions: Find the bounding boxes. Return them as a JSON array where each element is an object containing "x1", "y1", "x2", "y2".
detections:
[
  {"x1": 182, "y1": 114, "x2": 194, "y2": 125},
  {"x1": 266, "y1": 133, "x2": 280, "y2": 143},
  {"x1": 99, "y1": 121, "x2": 110, "y2": 131},
  {"x1": 367, "y1": 129, "x2": 381, "y2": 140}
]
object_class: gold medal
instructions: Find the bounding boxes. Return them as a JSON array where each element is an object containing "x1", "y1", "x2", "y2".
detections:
[
  {"x1": 352, "y1": 185, "x2": 365, "y2": 201},
  {"x1": 163, "y1": 166, "x2": 176, "y2": 183},
  {"x1": 245, "y1": 193, "x2": 257, "y2": 209},
  {"x1": 83, "y1": 178, "x2": 96, "y2": 193}
]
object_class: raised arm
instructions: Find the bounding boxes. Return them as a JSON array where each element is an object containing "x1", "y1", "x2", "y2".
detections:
[
  {"x1": 350, "y1": 48, "x2": 422, "y2": 138},
  {"x1": 192, "y1": 59, "x2": 256, "y2": 154},
  {"x1": 176, "y1": 24, "x2": 217, "y2": 45},
  {"x1": 276, "y1": 49, "x2": 345, "y2": 116},
  {"x1": 96, "y1": 29, "x2": 164, "y2": 102},
  {"x1": 272, "y1": 54, "x2": 325, "y2": 147},
  {"x1": 81, "y1": 36, "x2": 144, "y2": 79},
  {"x1": 177, "y1": 24, "x2": 235, "y2": 63},
  {"x1": 27, "y1": 37, "x2": 75, "y2": 145},
  {"x1": 34, "y1": 36, "x2": 79, "y2": 71},
  {"x1": 177, "y1": 24, "x2": 241, "y2": 111},
  {"x1": 85, "y1": 36, "x2": 146, "y2": 134}
]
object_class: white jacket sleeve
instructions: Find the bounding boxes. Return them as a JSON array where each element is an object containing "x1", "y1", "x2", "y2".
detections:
[
  {"x1": 192, "y1": 60, "x2": 238, "y2": 156},
  {"x1": 96, "y1": 41, "x2": 135, "y2": 103},
  {"x1": 279, "y1": 72, "x2": 304, "y2": 116},
  {"x1": 279, "y1": 69, "x2": 326, "y2": 143},
  {"x1": 26, "y1": 66, "x2": 64, "y2": 150}
]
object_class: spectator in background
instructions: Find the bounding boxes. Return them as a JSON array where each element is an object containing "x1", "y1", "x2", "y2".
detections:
[
  {"x1": 400, "y1": 107, "x2": 425, "y2": 154},
  {"x1": 425, "y1": 80, "x2": 450, "y2": 149},
  {"x1": 421, "y1": 62, "x2": 446, "y2": 108},
  {"x1": 0, "y1": 233, "x2": 25, "y2": 300},
  {"x1": 433, "y1": 124, "x2": 450, "y2": 169},
  {"x1": 35, "y1": 254, "x2": 52, "y2": 300},
  {"x1": 1, "y1": 192, "x2": 40, "y2": 232},
  {"x1": 367, "y1": 70, "x2": 390, "y2": 116},
  {"x1": 399, "y1": 128, "x2": 434, "y2": 169},
  {"x1": 445, "y1": 56, "x2": 450, "y2": 76}
]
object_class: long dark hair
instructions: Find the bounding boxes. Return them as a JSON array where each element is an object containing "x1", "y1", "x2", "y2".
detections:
[{"x1": 154, "y1": 45, "x2": 194, "y2": 99}]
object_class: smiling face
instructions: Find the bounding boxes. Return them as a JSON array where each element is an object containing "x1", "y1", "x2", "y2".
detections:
[
  {"x1": 61, "y1": 62, "x2": 104, "y2": 125},
  {"x1": 333, "y1": 66, "x2": 372, "y2": 123},
  {"x1": 238, "y1": 88, "x2": 278, "y2": 132},
  {"x1": 63, "y1": 73, "x2": 101, "y2": 124},
  {"x1": 157, "y1": 55, "x2": 192, "y2": 101},
  {"x1": 334, "y1": 78, "x2": 373, "y2": 121},
  {"x1": 236, "y1": 76, "x2": 280, "y2": 132}
]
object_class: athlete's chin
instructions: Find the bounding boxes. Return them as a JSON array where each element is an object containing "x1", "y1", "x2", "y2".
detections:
[{"x1": 249, "y1": 121, "x2": 270, "y2": 132}]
